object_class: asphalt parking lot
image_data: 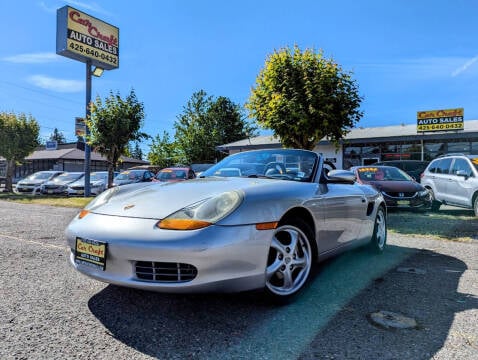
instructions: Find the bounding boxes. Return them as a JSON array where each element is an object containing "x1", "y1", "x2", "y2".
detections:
[{"x1": 0, "y1": 201, "x2": 477, "y2": 359}]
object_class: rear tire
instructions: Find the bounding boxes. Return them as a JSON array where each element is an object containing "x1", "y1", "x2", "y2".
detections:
[
  {"x1": 370, "y1": 206, "x2": 387, "y2": 253},
  {"x1": 264, "y1": 217, "x2": 314, "y2": 302}
]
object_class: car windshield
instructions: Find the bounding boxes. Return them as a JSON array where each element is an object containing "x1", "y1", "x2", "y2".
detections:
[
  {"x1": 156, "y1": 169, "x2": 187, "y2": 181},
  {"x1": 53, "y1": 173, "x2": 84, "y2": 183},
  {"x1": 27, "y1": 172, "x2": 56, "y2": 180},
  {"x1": 90, "y1": 173, "x2": 107, "y2": 181},
  {"x1": 201, "y1": 149, "x2": 319, "y2": 182},
  {"x1": 356, "y1": 167, "x2": 412, "y2": 181},
  {"x1": 115, "y1": 171, "x2": 143, "y2": 181}
]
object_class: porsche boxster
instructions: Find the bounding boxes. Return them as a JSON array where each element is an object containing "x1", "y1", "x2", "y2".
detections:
[{"x1": 66, "y1": 149, "x2": 387, "y2": 301}]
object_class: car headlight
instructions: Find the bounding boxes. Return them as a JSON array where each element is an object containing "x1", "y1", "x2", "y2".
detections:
[
  {"x1": 419, "y1": 189, "x2": 429, "y2": 197},
  {"x1": 158, "y1": 191, "x2": 243, "y2": 230}
]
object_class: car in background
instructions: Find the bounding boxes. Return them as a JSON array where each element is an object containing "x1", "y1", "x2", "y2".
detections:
[
  {"x1": 15, "y1": 171, "x2": 64, "y2": 195},
  {"x1": 153, "y1": 167, "x2": 196, "y2": 182},
  {"x1": 374, "y1": 160, "x2": 429, "y2": 182},
  {"x1": 421, "y1": 154, "x2": 478, "y2": 216},
  {"x1": 191, "y1": 163, "x2": 214, "y2": 177},
  {"x1": 351, "y1": 165, "x2": 431, "y2": 210},
  {"x1": 112, "y1": 169, "x2": 155, "y2": 186},
  {"x1": 66, "y1": 148, "x2": 387, "y2": 302},
  {"x1": 40, "y1": 172, "x2": 84, "y2": 195},
  {"x1": 67, "y1": 171, "x2": 118, "y2": 196}
]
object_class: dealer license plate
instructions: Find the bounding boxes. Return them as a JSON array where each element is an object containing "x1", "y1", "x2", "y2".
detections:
[
  {"x1": 75, "y1": 237, "x2": 107, "y2": 271},
  {"x1": 397, "y1": 200, "x2": 409, "y2": 206}
]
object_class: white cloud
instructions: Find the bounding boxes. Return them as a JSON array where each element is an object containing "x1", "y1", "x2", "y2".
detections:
[
  {"x1": 2, "y1": 52, "x2": 60, "y2": 64},
  {"x1": 28, "y1": 75, "x2": 84, "y2": 93}
]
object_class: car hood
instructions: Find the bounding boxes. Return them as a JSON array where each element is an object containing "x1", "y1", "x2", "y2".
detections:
[
  {"x1": 90, "y1": 177, "x2": 311, "y2": 219},
  {"x1": 366, "y1": 180, "x2": 423, "y2": 192},
  {"x1": 70, "y1": 179, "x2": 104, "y2": 187},
  {"x1": 43, "y1": 179, "x2": 75, "y2": 186},
  {"x1": 18, "y1": 179, "x2": 45, "y2": 185}
]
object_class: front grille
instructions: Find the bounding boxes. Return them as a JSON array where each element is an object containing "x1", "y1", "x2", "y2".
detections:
[
  {"x1": 70, "y1": 186, "x2": 84, "y2": 190},
  {"x1": 17, "y1": 188, "x2": 34, "y2": 193},
  {"x1": 135, "y1": 261, "x2": 198, "y2": 283},
  {"x1": 383, "y1": 191, "x2": 416, "y2": 199}
]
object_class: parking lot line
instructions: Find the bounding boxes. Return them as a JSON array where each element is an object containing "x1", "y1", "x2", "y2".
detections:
[{"x1": 0, "y1": 233, "x2": 67, "y2": 251}]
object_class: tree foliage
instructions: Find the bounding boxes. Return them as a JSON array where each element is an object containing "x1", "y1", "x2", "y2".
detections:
[
  {"x1": 88, "y1": 89, "x2": 148, "y2": 187},
  {"x1": 173, "y1": 90, "x2": 257, "y2": 163},
  {"x1": 0, "y1": 112, "x2": 40, "y2": 192},
  {"x1": 48, "y1": 128, "x2": 67, "y2": 144},
  {"x1": 246, "y1": 45, "x2": 363, "y2": 150},
  {"x1": 147, "y1": 131, "x2": 186, "y2": 168}
]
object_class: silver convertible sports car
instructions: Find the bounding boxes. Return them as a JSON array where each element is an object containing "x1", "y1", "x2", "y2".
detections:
[{"x1": 66, "y1": 149, "x2": 387, "y2": 301}]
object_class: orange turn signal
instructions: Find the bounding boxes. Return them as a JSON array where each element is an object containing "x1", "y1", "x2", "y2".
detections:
[
  {"x1": 255, "y1": 222, "x2": 278, "y2": 230},
  {"x1": 158, "y1": 219, "x2": 212, "y2": 230},
  {"x1": 78, "y1": 210, "x2": 90, "y2": 219}
]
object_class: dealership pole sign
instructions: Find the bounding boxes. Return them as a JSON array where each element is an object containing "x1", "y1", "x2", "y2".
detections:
[
  {"x1": 56, "y1": 6, "x2": 119, "y2": 69},
  {"x1": 416, "y1": 108, "x2": 464, "y2": 132}
]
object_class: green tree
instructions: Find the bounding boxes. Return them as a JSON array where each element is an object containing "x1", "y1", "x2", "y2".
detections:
[
  {"x1": 88, "y1": 89, "x2": 148, "y2": 187},
  {"x1": 0, "y1": 112, "x2": 40, "y2": 192},
  {"x1": 246, "y1": 45, "x2": 363, "y2": 150},
  {"x1": 132, "y1": 142, "x2": 143, "y2": 160},
  {"x1": 147, "y1": 131, "x2": 186, "y2": 168},
  {"x1": 174, "y1": 90, "x2": 257, "y2": 163},
  {"x1": 48, "y1": 127, "x2": 67, "y2": 144}
]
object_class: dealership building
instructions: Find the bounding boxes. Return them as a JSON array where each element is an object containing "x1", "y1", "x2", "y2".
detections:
[{"x1": 217, "y1": 118, "x2": 478, "y2": 170}]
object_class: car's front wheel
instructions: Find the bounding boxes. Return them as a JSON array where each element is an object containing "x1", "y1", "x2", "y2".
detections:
[
  {"x1": 265, "y1": 218, "x2": 314, "y2": 301},
  {"x1": 473, "y1": 195, "x2": 478, "y2": 217},
  {"x1": 370, "y1": 206, "x2": 387, "y2": 253},
  {"x1": 428, "y1": 188, "x2": 441, "y2": 211}
]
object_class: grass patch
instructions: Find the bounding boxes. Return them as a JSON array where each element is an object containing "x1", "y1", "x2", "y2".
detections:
[
  {"x1": 0, "y1": 193, "x2": 93, "y2": 208},
  {"x1": 388, "y1": 208, "x2": 477, "y2": 242}
]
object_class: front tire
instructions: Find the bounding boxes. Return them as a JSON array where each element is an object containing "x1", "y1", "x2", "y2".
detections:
[
  {"x1": 428, "y1": 188, "x2": 441, "y2": 212},
  {"x1": 474, "y1": 195, "x2": 478, "y2": 217},
  {"x1": 370, "y1": 206, "x2": 387, "y2": 253},
  {"x1": 265, "y1": 218, "x2": 314, "y2": 301}
]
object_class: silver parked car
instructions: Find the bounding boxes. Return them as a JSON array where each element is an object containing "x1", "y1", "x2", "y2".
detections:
[
  {"x1": 15, "y1": 171, "x2": 64, "y2": 195},
  {"x1": 66, "y1": 149, "x2": 387, "y2": 302},
  {"x1": 41, "y1": 172, "x2": 84, "y2": 195},
  {"x1": 67, "y1": 171, "x2": 118, "y2": 196},
  {"x1": 421, "y1": 153, "x2": 478, "y2": 216}
]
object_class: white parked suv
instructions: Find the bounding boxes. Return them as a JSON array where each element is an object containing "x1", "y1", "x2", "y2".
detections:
[{"x1": 421, "y1": 153, "x2": 478, "y2": 216}]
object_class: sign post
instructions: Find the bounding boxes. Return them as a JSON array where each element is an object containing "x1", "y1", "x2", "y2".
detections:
[{"x1": 56, "y1": 6, "x2": 119, "y2": 197}]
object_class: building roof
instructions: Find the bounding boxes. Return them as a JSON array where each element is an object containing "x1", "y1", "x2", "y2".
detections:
[{"x1": 217, "y1": 120, "x2": 478, "y2": 151}]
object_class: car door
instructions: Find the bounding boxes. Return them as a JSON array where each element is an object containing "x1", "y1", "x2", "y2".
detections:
[
  {"x1": 446, "y1": 158, "x2": 475, "y2": 207},
  {"x1": 432, "y1": 158, "x2": 453, "y2": 201},
  {"x1": 312, "y1": 182, "x2": 368, "y2": 253}
]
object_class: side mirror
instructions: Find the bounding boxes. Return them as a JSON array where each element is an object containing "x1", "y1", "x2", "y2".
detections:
[
  {"x1": 327, "y1": 170, "x2": 356, "y2": 184},
  {"x1": 456, "y1": 170, "x2": 469, "y2": 179}
]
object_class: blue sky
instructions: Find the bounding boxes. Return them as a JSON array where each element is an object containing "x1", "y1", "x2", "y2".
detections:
[{"x1": 1, "y1": 0, "x2": 478, "y2": 150}]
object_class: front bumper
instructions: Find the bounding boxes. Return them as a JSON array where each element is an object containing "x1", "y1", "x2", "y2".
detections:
[
  {"x1": 382, "y1": 193, "x2": 431, "y2": 209},
  {"x1": 66, "y1": 212, "x2": 271, "y2": 293}
]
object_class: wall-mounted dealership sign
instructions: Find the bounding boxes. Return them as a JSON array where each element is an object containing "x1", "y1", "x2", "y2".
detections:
[
  {"x1": 416, "y1": 108, "x2": 464, "y2": 132},
  {"x1": 56, "y1": 6, "x2": 119, "y2": 70}
]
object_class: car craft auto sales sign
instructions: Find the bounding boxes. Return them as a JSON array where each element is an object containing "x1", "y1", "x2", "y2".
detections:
[
  {"x1": 56, "y1": 6, "x2": 119, "y2": 70},
  {"x1": 416, "y1": 108, "x2": 464, "y2": 132}
]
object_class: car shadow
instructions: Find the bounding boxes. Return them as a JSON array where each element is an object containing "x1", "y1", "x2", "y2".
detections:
[
  {"x1": 299, "y1": 248, "x2": 478, "y2": 359},
  {"x1": 87, "y1": 246, "x2": 477, "y2": 359}
]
